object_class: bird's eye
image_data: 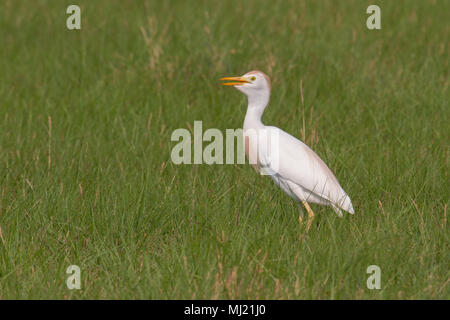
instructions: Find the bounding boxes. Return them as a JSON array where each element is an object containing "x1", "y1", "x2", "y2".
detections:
[{"x1": 250, "y1": 76, "x2": 256, "y2": 81}]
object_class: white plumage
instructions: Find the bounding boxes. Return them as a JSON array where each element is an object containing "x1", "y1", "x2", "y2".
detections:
[{"x1": 221, "y1": 70, "x2": 354, "y2": 230}]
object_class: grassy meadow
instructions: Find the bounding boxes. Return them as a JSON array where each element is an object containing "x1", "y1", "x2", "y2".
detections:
[{"x1": 0, "y1": 0, "x2": 448, "y2": 299}]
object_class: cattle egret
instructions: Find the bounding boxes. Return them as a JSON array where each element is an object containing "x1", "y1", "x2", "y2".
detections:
[{"x1": 220, "y1": 70, "x2": 354, "y2": 231}]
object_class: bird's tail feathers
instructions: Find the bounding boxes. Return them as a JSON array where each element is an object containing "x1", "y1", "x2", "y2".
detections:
[
  {"x1": 341, "y1": 195, "x2": 355, "y2": 214},
  {"x1": 333, "y1": 195, "x2": 355, "y2": 215},
  {"x1": 331, "y1": 204, "x2": 343, "y2": 217}
]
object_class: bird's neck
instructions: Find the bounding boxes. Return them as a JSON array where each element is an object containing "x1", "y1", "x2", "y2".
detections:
[{"x1": 243, "y1": 92, "x2": 270, "y2": 130}]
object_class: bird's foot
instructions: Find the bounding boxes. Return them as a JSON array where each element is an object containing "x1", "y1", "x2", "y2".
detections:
[{"x1": 306, "y1": 216, "x2": 314, "y2": 233}]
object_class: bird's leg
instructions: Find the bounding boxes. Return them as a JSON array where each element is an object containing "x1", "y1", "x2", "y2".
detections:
[
  {"x1": 301, "y1": 201, "x2": 315, "y2": 232},
  {"x1": 297, "y1": 204, "x2": 305, "y2": 224}
]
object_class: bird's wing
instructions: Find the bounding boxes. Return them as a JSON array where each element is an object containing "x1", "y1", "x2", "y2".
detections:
[{"x1": 259, "y1": 126, "x2": 354, "y2": 214}]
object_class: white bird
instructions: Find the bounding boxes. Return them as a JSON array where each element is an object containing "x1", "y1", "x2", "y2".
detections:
[{"x1": 221, "y1": 70, "x2": 354, "y2": 231}]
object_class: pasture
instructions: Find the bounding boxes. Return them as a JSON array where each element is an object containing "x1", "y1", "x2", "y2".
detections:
[{"x1": 0, "y1": 0, "x2": 448, "y2": 299}]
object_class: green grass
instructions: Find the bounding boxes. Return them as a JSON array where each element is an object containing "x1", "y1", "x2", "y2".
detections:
[{"x1": 0, "y1": 0, "x2": 448, "y2": 299}]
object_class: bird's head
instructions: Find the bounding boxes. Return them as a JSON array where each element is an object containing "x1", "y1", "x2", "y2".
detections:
[{"x1": 220, "y1": 70, "x2": 271, "y2": 98}]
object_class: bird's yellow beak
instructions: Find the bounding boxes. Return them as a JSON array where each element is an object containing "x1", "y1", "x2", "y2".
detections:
[{"x1": 220, "y1": 76, "x2": 249, "y2": 86}]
